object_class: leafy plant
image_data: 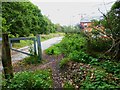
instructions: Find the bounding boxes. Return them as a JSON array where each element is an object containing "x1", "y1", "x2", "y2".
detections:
[
  {"x1": 45, "y1": 44, "x2": 61, "y2": 55},
  {"x1": 23, "y1": 55, "x2": 40, "y2": 65},
  {"x1": 60, "y1": 34, "x2": 87, "y2": 56},
  {"x1": 2, "y1": 70, "x2": 53, "y2": 89},
  {"x1": 59, "y1": 58, "x2": 70, "y2": 68},
  {"x1": 81, "y1": 70, "x2": 120, "y2": 89},
  {"x1": 87, "y1": 37, "x2": 112, "y2": 52},
  {"x1": 99, "y1": 60, "x2": 120, "y2": 77},
  {"x1": 68, "y1": 50, "x2": 97, "y2": 64},
  {"x1": 63, "y1": 81, "x2": 74, "y2": 89}
]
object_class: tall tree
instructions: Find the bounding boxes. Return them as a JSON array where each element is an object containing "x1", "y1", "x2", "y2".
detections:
[{"x1": 2, "y1": 1, "x2": 51, "y2": 37}]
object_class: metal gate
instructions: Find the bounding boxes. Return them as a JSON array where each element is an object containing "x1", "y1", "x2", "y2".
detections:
[
  {"x1": 9, "y1": 37, "x2": 37, "y2": 56},
  {"x1": 9, "y1": 34, "x2": 42, "y2": 58}
]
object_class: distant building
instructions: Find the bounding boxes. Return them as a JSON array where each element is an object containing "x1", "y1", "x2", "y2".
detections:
[
  {"x1": 79, "y1": 16, "x2": 103, "y2": 32},
  {"x1": 80, "y1": 18, "x2": 92, "y2": 32}
]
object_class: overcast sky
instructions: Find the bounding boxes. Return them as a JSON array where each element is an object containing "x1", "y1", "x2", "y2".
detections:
[{"x1": 30, "y1": 0, "x2": 116, "y2": 26}]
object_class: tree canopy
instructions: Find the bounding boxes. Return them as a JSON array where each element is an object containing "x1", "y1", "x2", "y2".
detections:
[{"x1": 2, "y1": 1, "x2": 57, "y2": 37}]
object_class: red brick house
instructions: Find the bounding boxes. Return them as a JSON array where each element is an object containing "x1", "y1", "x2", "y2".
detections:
[{"x1": 80, "y1": 19, "x2": 92, "y2": 32}]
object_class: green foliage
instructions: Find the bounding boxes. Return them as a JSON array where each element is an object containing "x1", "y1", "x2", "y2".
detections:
[
  {"x1": 2, "y1": 70, "x2": 53, "y2": 89},
  {"x1": 54, "y1": 23, "x2": 63, "y2": 32},
  {"x1": 60, "y1": 34, "x2": 87, "y2": 56},
  {"x1": 90, "y1": 1, "x2": 120, "y2": 58},
  {"x1": 23, "y1": 55, "x2": 40, "y2": 65},
  {"x1": 99, "y1": 60, "x2": 120, "y2": 77},
  {"x1": 106, "y1": 1, "x2": 120, "y2": 38},
  {"x1": 59, "y1": 58, "x2": 70, "y2": 68},
  {"x1": 88, "y1": 1, "x2": 120, "y2": 59},
  {"x1": 43, "y1": 16, "x2": 56, "y2": 34},
  {"x1": 63, "y1": 81, "x2": 74, "y2": 89},
  {"x1": 81, "y1": 69, "x2": 120, "y2": 89},
  {"x1": 12, "y1": 40, "x2": 33, "y2": 49},
  {"x1": 45, "y1": 44, "x2": 61, "y2": 55},
  {"x1": 62, "y1": 25, "x2": 82, "y2": 34},
  {"x1": 2, "y1": 2, "x2": 57, "y2": 37},
  {"x1": 2, "y1": 18, "x2": 10, "y2": 33},
  {"x1": 87, "y1": 37, "x2": 112, "y2": 52},
  {"x1": 68, "y1": 50, "x2": 97, "y2": 64},
  {"x1": 90, "y1": 59, "x2": 120, "y2": 78}
]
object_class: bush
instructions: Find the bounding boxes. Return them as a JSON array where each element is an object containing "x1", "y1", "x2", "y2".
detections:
[
  {"x1": 99, "y1": 60, "x2": 120, "y2": 77},
  {"x1": 45, "y1": 44, "x2": 61, "y2": 55},
  {"x1": 2, "y1": 70, "x2": 53, "y2": 89},
  {"x1": 23, "y1": 55, "x2": 40, "y2": 65},
  {"x1": 45, "y1": 34, "x2": 87, "y2": 56},
  {"x1": 87, "y1": 37, "x2": 112, "y2": 52},
  {"x1": 60, "y1": 34, "x2": 87, "y2": 56},
  {"x1": 81, "y1": 69, "x2": 120, "y2": 89},
  {"x1": 68, "y1": 50, "x2": 97, "y2": 64}
]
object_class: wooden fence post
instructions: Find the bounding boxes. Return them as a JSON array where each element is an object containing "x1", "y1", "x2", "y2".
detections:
[
  {"x1": 2, "y1": 33, "x2": 13, "y2": 79},
  {"x1": 36, "y1": 34, "x2": 42, "y2": 61}
]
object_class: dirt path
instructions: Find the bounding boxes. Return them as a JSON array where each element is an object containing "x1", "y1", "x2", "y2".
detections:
[
  {"x1": 12, "y1": 53, "x2": 64, "y2": 88},
  {"x1": 35, "y1": 54, "x2": 64, "y2": 88},
  {"x1": 43, "y1": 54, "x2": 63, "y2": 88}
]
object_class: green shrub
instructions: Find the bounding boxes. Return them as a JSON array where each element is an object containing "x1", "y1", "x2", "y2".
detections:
[
  {"x1": 81, "y1": 70, "x2": 120, "y2": 89},
  {"x1": 23, "y1": 55, "x2": 40, "y2": 65},
  {"x1": 60, "y1": 34, "x2": 87, "y2": 56},
  {"x1": 45, "y1": 34, "x2": 87, "y2": 56},
  {"x1": 99, "y1": 61, "x2": 120, "y2": 77},
  {"x1": 2, "y1": 70, "x2": 53, "y2": 89},
  {"x1": 87, "y1": 37, "x2": 112, "y2": 52},
  {"x1": 68, "y1": 50, "x2": 97, "y2": 64},
  {"x1": 45, "y1": 44, "x2": 61, "y2": 55}
]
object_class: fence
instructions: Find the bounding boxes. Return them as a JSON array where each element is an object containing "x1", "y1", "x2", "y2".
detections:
[
  {"x1": 9, "y1": 35, "x2": 42, "y2": 59},
  {"x1": 2, "y1": 33, "x2": 42, "y2": 79},
  {"x1": 9, "y1": 37, "x2": 37, "y2": 56}
]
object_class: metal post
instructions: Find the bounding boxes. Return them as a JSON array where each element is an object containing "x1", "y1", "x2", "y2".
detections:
[
  {"x1": 36, "y1": 34, "x2": 42, "y2": 61},
  {"x1": 2, "y1": 33, "x2": 13, "y2": 79},
  {"x1": 33, "y1": 38, "x2": 37, "y2": 55}
]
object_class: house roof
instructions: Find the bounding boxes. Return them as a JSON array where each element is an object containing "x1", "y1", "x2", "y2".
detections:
[
  {"x1": 80, "y1": 19, "x2": 91, "y2": 23},
  {"x1": 80, "y1": 16, "x2": 103, "y2": 23}
]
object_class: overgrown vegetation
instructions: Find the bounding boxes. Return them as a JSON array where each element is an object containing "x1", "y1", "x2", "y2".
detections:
[
  {"x1": 2, "y1": 0, "x2": 120, "y2": 89},
  {"x1": 90, "y1": 0, "x2": 120, "y2": 59},
  {"x1": 45, "y1": 32, "x2": 120, "y2": 88},
  {"x1": 23, "y1": 55, "x2": 40, "y2": 65},
  {"x1": 2, "y1": 70, "x2": 53, "y2": 89}
]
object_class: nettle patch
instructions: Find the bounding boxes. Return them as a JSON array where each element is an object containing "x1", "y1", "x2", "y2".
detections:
[
  {"x1": 2, "y1": 70, "x2": 53, "y2": 89},
  {"x1": 60, "y1": 61, "x2": 120, "y2": 89}
]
